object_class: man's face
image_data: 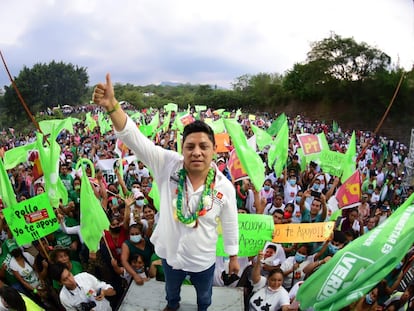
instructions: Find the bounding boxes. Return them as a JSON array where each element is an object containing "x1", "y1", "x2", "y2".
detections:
[
  {"x1": 182, "y1": 132, "x2": 216, "y2": 176},
  {"x1": 310, "y1": 200, "x2": 321, "y2": 215},
  {"x1": 60, "y1": 269, "x2": 77, "y2": 290}
]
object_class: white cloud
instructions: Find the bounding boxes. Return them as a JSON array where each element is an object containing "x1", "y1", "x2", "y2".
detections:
[{"x1": 0, "y1": 0, "x2": 413, "y2": 89}]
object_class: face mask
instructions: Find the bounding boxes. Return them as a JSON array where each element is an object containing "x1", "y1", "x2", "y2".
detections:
[
  {"x1": 367, "y1": 189, "x2": 374, "y2": 194},
  {"x1": 136, "y1": 199, "x2": 145, "y2": 207},
  {"x1": 135, "y1": 267, "x2": 144, "y2": 274},
  {"x1": 295, "y1": 253, "x2": 307, "y2": 263},
  {"x1": 328, "y1": 242, "x2": 339, "y2": 254},
  {"x1": 396, "y1": 189, "x2": 402, "y2": 195},
  {"x1": 267, "y1": 286, "x2": 279, "y2": 292},
  {"x1": 289, "y1": 179, "x2": 296, "y2": 186},
  {"x1": 295, "y1": 196, "x2": 301, "y2": 204},
  {"x1": 263, "y1": 185, "x2": 271, "y2": 191},
  {"x1": 365, "y1": 293, "x2": 374, "y2": 305},
  {"x1": 130, "y1": 234, "x2": 142, "y2": 243},
  {"x1": 313, "y1": 184, "x2": 320, "y2": 191},
  {"x1": 74, "y1": 185, "x2": 81, "y2": 191},
  {"x1": 131, "y1": 188, "x2": 141, "y2": 195},
  {"x1": 284, "y1": 212, "x2": 292, "y2": 219},
  {"x1": 110, "y1": 226, "x2": 121, "y2": 234},
  {"x1": 112, "y1": 198, "x2": 118, "y2": 206},
  {"x1": 395, "y1": 261, "x2": 403, "y2": 270}
]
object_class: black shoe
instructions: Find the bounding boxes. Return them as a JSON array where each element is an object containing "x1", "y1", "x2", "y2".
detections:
[{"x1": 163, "y1": 303, "x2": 180, "y2": 311}]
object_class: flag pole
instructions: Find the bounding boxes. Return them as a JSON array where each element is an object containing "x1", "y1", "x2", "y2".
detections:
[{"x1": 0, "y1": 50, "x2": 42, "y2": 133}]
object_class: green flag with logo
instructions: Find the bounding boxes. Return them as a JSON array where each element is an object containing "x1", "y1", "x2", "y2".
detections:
[
  {"x1": 296, "y1": 193, "x2": 414, "y2": 310},
  {"x1": 251, "y1": 124, "x2": 273, "y2": 151}
]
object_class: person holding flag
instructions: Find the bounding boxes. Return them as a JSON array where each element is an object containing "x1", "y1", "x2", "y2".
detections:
[{"x1": 92, "y1": 74, "x2": 239, "y2": 311}]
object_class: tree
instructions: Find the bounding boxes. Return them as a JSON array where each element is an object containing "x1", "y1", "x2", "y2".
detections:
[
  {"x1": 307, "y1": 32, "x2": 391, "y2": 82},
  {"x1": 2, "y1": 61, "x2": 88, "y2": 124}
]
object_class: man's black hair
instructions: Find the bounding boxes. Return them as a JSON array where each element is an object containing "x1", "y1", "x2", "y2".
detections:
[
  {"x1": 48, "y1": 262, "x2": 68, "y2": 282},
  {"x1": 182, "y1": 120, "x2": 215, "y2": 145}
]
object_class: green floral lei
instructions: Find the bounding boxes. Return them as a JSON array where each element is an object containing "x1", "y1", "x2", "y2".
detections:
[{"x1": 174, "y1": 168, "x2": 215, "y2": 227}]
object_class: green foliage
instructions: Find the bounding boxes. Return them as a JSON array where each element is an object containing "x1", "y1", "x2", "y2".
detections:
[{"x1": 1, "y1": 61, "x2": 88, "y2": 131}]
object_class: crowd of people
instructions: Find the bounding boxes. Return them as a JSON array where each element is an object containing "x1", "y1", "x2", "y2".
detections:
[{"x1": 0, "y1": 76, "x2": 412, "y2": 310}]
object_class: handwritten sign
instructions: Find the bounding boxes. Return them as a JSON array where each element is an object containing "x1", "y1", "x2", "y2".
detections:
[
  {"x1": 3, "y1": 193, "x2": 59, "y2": 246},
  {"x1": 272, "y1": 222, "x2": 335, "y2": 243},
  {"x1": 319, "y1": 150, "x2": 345, "y2": 177},
  {"x1": 216, "y1": 214, "x2": 274, "y2": 257}
]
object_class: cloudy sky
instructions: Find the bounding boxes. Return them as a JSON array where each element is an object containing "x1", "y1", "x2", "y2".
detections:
[{"x1": 1, "y1": 0, "x2": 413, "y2": 89}]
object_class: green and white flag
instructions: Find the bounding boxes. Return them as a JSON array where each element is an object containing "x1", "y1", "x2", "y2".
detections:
[{"x1": 296, "y1": 193, "x2": 414, "y2": 310}]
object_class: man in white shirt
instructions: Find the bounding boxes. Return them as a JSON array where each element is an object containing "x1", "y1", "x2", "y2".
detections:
[
  {"x1": 48, "y1": 262, "x2": 115, "y2": 311},
  {"x1": 92, "y1": 74, "x2": 239, "y2": 311}
]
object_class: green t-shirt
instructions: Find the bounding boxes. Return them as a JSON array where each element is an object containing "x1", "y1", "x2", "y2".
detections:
[{"x1": 0, "y1": 240, "x2": 19, "y2": 286}]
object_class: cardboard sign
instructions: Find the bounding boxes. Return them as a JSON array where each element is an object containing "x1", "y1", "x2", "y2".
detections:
[
  {"x1": 272, "y1": 221, "x2": 335, "y2": 243},
  {"x1": 3, "y1": 193, "x2": 59, "y2": 246},
  {"x1": 216, "y1": 214, "x2": 274, "y2": 257}
]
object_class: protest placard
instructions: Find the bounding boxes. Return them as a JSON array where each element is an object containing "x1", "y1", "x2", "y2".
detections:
[
  {"x1": 3, "y1": 193, "x2": 59, "y2": 246},
  {"x1": 216, "y1": 214, "x2": 274, "y2": 257},
  {"x1": 272, "y1": 221, "x2": 335, "y2": 243}
]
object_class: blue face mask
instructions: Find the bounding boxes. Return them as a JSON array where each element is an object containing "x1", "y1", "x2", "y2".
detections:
[
  {"x1": 328, "y1": 242, "x2": 339, "y2": 254},
  {"x1": 135, "y1": 267, "x2": 144, "y2": 274},
  {"x1": 136, "y1": 199, "x2": 145, "y2": 207},
  {"x1": 130, "y1": 234, "x2": 142, "y2": 243},
  {"x1": 396, "y1": 189, "x2": 402, "y2": 195},
  {"x1": 295, "y1": 253, "x2": 307, "y2": 263},
  {"x1": 313, "y1": 184, "x2": 320, "y2": 191},
  {"x1": 289, "y1": 179, "x2": 296, "y2": 186},
  {"x1": 263, "y1": 185, "x2": 271, "y2": 191},
  {"x1": 365, "y1": 293, "x2": 374, "y2": 305},
  {"x1": 295, "y1": 196, "x2": 301, "y2": 204},
  {"x1": 367, "y1": 189, "x2": 374, "y2": 194}
]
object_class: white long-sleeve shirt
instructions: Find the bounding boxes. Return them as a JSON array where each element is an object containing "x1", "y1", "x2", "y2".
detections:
[
  {"x1": 59, "y1": 272, "x2": 112, "y2": 311},
  {"x1": 116, "y1": 117, "x2": 239, "y2": 272}
]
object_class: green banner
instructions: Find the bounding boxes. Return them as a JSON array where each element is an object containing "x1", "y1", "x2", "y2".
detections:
[
  {"x1": 3, "y1": 193, "x2": 59, "y2": 246},
  {"x1": 216, "y1": 214, "x2": 274, "y2": 257},
  {"x1": 319, "y1": 149, "x2": 346, "y2": 177},
  {"x1": 296, "y1": 194, "x2": 414, "y2": 310}
]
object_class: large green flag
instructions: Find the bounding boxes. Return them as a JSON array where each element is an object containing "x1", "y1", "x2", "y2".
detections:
[
  {"x1": 76, "y1": 159, "x2": 110, "y2": 252},
  {"x1": 164, "y1": 103, "x2": 178, "y2": 112},
  {"x1": 205, "y1": 118, "x2": 225, "y2": 134},
  {"x1": 267, "y1": 121, "x2": 289, "y2": 177},
  {"x1": 35, "y1": 132, "x2": 68, "y2": 208},
  {"x1": 251, "y1": 124, "x2": 273, "y2": 151},
  {"x1": 223, "y1": 119, "x2": 265, "y2": 191},
  {"x1": 39, "y1": 118, "x2": 75, "y2": 141},
  {"x1": 297, "y1": 193, "x2": 414, "y2": 310},
  {"x1": 341, "y1": 131, "x2": 357, "y2": 182},
  {"x1": 317, "y1": 132, "x2": 330, "y2": 150},
  {"x1": 85, "y1": 112, "x2": 97, "y2": 132},
  {"x1": 267, "y1": 113, "x2": 286, "y2": 136},
  {"x1": 0, "y1": 158, "x2": 17, "y2": 208},
  {"x1": 4, "y1": 142, "x2": 37, "y2": 170}
]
